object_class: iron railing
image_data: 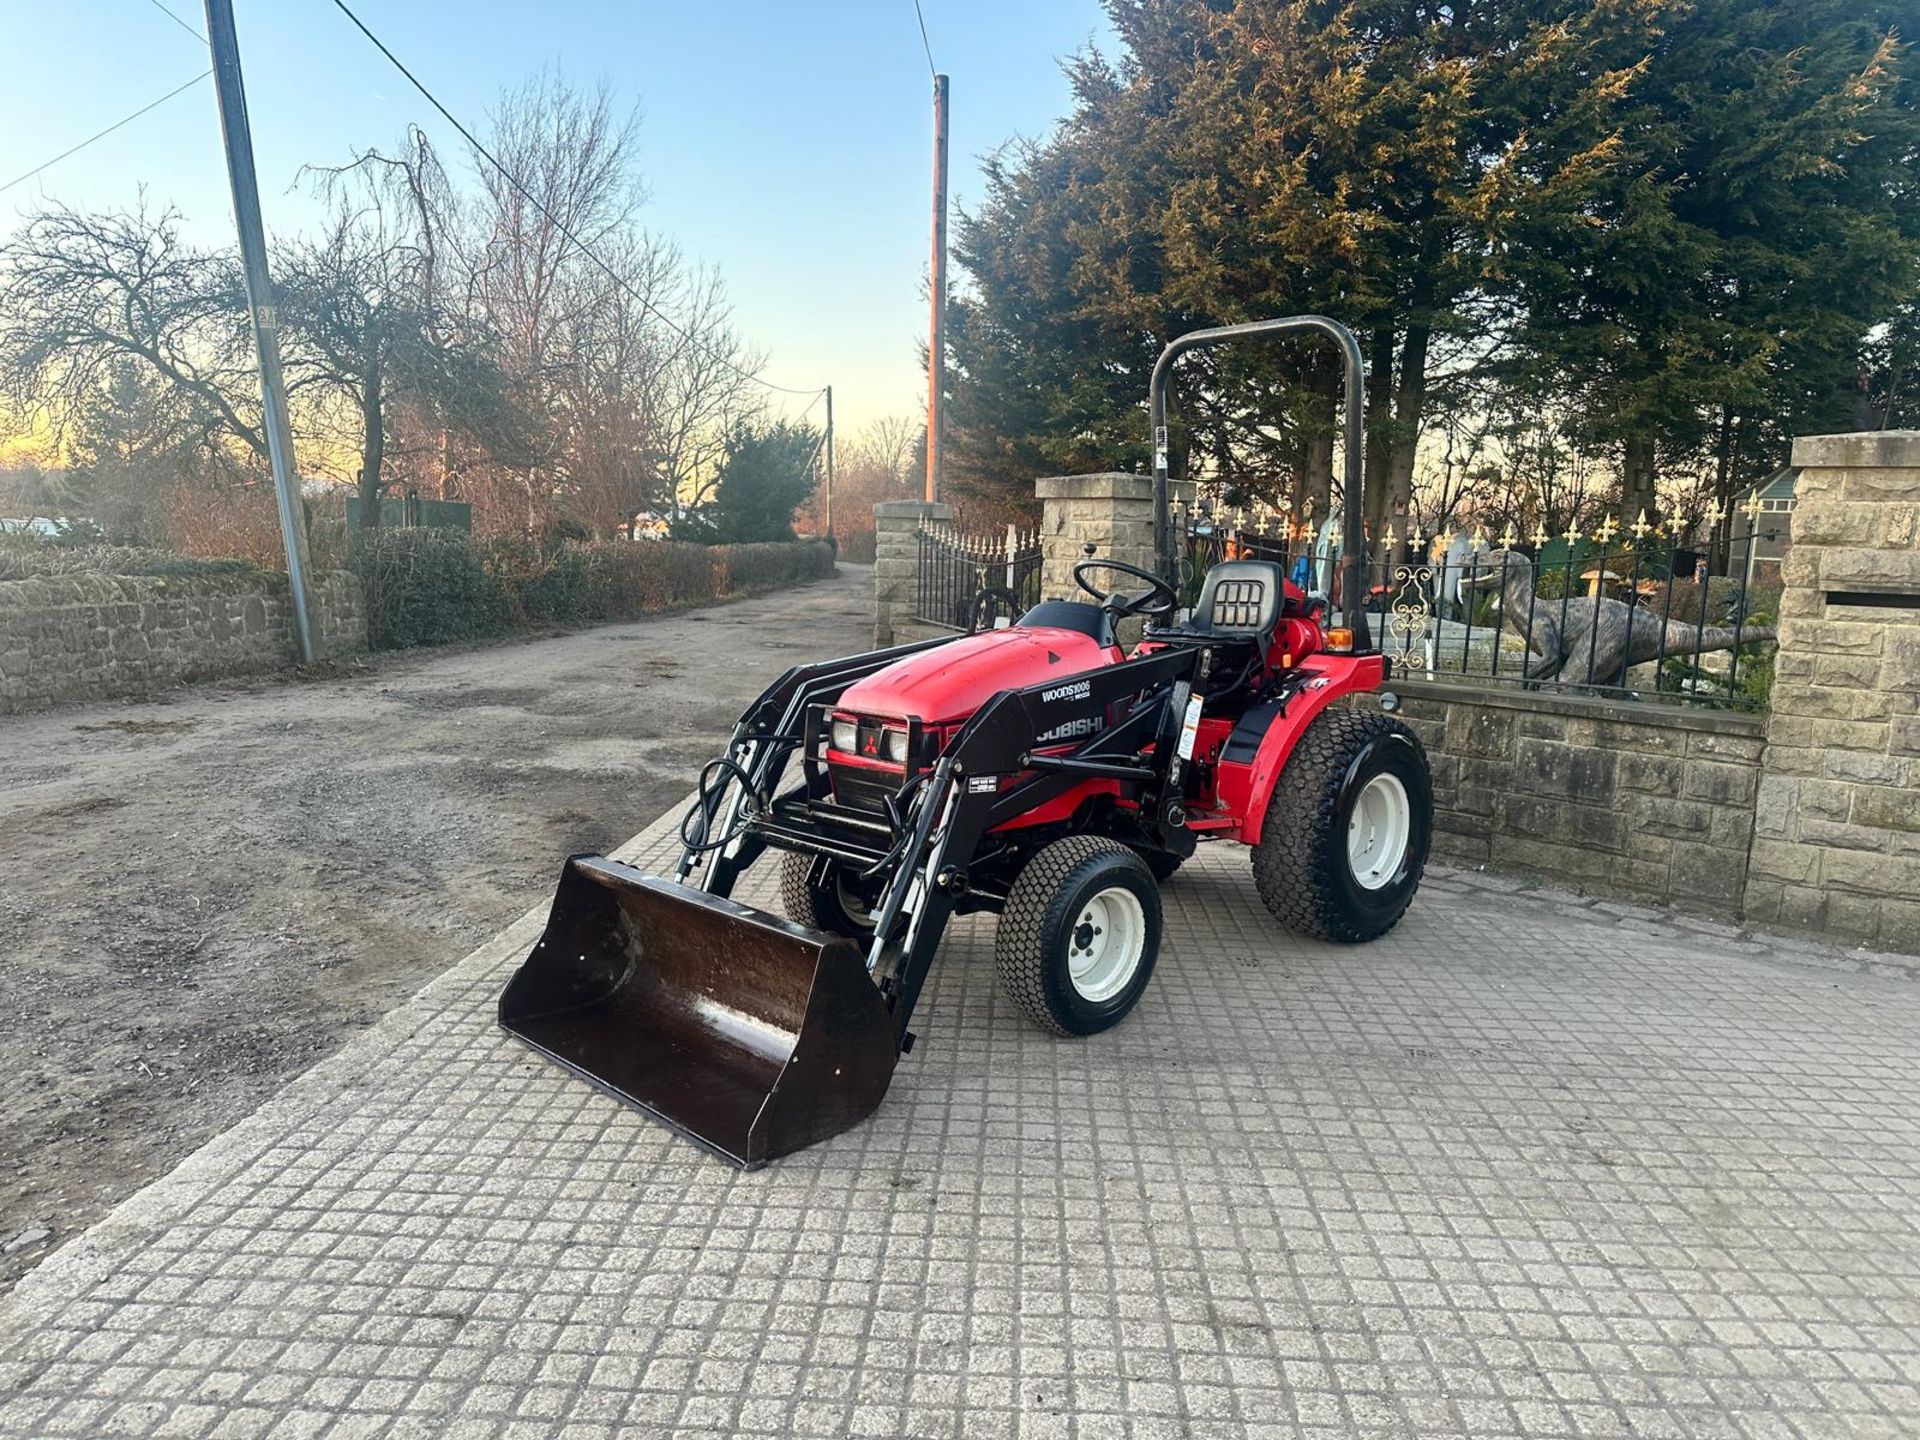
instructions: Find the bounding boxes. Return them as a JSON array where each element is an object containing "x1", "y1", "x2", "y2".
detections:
[
  {"x1": 914, "y1": 522, "x2": 1043, "y2": 631},
  {"x1": 1179, "y1": 509, "x2": 1783, "y2": 709}
]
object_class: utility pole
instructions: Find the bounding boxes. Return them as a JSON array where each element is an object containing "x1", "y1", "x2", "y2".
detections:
[
  {"x1": 823, "y1": 384, "x2": 835, "y2": 545},
  {"x1": 925, "y1": 72, "x2": 949, "y2": 504},
  {"x1": 203, "y1": 0, "x2": 316, "y2": 663}
]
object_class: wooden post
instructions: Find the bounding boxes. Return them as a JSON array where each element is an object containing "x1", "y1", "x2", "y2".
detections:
[{"x1": 925, "y1": 73, "x2": 949, "y2": 504}]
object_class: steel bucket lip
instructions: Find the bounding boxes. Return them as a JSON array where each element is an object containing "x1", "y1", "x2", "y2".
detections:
[
  {"x1": 498, "y1": 1026, "x2": 778, "y2": 1170},
  {"x1": 499, "y1": 854, "x2": 901, "y2": 1169}
]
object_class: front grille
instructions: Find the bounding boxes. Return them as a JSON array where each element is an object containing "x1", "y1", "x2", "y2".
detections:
[{"x1": 830, "y1": 764, "x2": 904, "y2": 814}]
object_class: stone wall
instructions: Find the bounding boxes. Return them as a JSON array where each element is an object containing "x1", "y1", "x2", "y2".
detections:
[
  {"x1": 1385, "y1": 679, "x2": 1767, "y2": 913},
  {"x1": 1743, "y1": 430, "x2": 1920, "y2": 951},
  {"x1": 871, "y1": 499, "x2": 951, "y2": 648},
  {"x1": 0, "y1": 569, "x2": 365, "y2": 715}
]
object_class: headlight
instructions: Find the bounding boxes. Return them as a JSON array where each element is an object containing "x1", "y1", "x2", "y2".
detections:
[
  {"x1": 830, "y1": 719, "x2": 857, "y2": 752},
  {"x1": 884, "y1": 728, "x2": 910, "y2": 764}
]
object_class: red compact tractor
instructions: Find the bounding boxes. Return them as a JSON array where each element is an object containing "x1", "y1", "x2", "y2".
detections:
[{"x1": 502, "y1": 317, "x2": 1433, "y2": 1166}]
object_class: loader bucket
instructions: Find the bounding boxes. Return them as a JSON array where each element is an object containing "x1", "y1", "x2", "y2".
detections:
[{"x1": 499, "y1": 856, "x2": 899, "y2": 1168}]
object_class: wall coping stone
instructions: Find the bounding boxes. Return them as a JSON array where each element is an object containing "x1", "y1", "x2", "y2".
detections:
[
  {"x1": 1790, "y1": 430, "x2": 1920, "y2": 469},
  {"x1": 1034, "y1": 473, "x2": 1197, "y2": 504},
  {"x1": 873, "y1": 499, "x2": 952, "y2": 519},
  {"x1": 1394, "y1": 677, "x2": 1768, "y2": 738}
]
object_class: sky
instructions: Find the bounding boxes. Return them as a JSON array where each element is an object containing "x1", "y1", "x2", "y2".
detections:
[{"x1": 0, "y1": 0, "x2": 1118, "y2": 437}]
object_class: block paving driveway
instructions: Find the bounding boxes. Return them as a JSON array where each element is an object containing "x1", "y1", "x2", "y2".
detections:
[{"x1": 0, "y1": 809, "x2": 1915, "y2": 1437}]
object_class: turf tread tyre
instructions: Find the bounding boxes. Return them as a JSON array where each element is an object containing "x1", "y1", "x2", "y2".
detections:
[
  {"x1": 1253, "y1": 710, "x2": 1430, "y2": 943},
  {"x1": 778, "y1": 851, "x2": 871, "y2": 938},
  {"x1": 996, "y1": 836, "x2": 1161, "y2": 1037}
]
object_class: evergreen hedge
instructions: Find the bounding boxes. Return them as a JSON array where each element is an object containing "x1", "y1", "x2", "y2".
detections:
[{"x1": 349, "y1": 531, "x2": 834, "y2": 650}]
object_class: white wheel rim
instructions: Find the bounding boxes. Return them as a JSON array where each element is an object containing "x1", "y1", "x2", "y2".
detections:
[
  {"x1": 1067, "y1": 886, "x2": 1147, "y2": 1003},
  {"x1": 1347, "y1": 772, "x2": 1411, "y2": 891}
]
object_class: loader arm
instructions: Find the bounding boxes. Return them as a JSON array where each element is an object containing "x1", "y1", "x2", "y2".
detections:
[
  {"x1": 858, "y1": 645, "x2": 1202, "y2": 1043},
  {"x1": 676, "y1": 631, "x2": 963, "y2": 895}
]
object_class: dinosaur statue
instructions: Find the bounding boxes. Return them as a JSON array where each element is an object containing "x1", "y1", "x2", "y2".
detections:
[{"x1": 1463, "y1": 549, "x2": 1775, "y2": 687}]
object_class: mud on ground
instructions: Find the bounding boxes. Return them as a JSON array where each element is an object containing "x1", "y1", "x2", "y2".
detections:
[{"x1": 0, "y1": 566, "x2": 872, "y2": 1290}]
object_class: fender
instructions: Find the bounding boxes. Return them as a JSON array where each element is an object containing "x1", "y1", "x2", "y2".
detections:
[{"x1": 1213, "y1": 653, "x2": 1386, "y2": 846}]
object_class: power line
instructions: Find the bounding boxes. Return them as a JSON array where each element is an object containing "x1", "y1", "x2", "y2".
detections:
[
  {"x1": 911, "y1": 0, "x2": 938, "y2": 77},
  {"x1": 325, "y1": 0, "x2": 826, "y2": 402},
  {"x1": 0, "y1": 70, "x2": 211, "y2": 197},
  {"x1": 141, "y1": 0, "x2": 205, "y2": 42}
]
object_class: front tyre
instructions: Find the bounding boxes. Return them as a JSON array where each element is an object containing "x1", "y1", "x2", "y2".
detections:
[
  {"x1": 1253, "y1": 711, "x2": 1431, "y2": 942},
  {"x1": 996, "y1": 837, "x2": 1162, "y2": 1036},
  {"x1": 779, "y1": 852, "x2": 876, "y2": 939}
]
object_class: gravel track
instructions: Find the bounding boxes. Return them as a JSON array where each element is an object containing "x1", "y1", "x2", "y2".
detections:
[{"x1": 0, "y1": 565, "x2": 871, "y2": 1290}]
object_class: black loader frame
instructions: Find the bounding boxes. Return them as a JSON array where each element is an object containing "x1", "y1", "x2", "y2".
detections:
[{"x1": 502, "y1": 637, "x2": 1207, "y2": 1168}]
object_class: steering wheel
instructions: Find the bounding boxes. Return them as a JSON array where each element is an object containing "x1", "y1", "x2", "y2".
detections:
[
  {"x1": 967, "y1": 586, "x2": 1022, "y2": 634},
  {"x1": 1073, "y1": 559, "x2": 1178, "y2": 620}
]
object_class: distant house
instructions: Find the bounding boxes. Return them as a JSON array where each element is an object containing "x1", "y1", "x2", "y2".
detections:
[{"x1": 1731, "y1": 466, "x2": 1797, "y2": 568}]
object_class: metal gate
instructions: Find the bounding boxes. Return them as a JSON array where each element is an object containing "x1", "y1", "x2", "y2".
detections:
[
  {"x1": 914, "y1": 522, "x2": 1042, "y2": 631},
  {"x1": 1176, "y1": 494, "x2": 1781, "y2": 707}
]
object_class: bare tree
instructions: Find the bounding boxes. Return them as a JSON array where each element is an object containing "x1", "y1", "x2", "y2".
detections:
[
  {"x1": 642, "y1": 262, "x2": 764, "y2": 517},
  {"x1": 281, "y1": 140, "x2": 527, "y2": 526},
  {"x1": 0, "y1": 200, "x2": 263, "y2": 462},
  {"x1": 1, "y1": 75, "x2": 777, "y2": 552},
  {"x1": 455, "y1": 71, "x2": 645, "y2": 532},
  {"x1": 804, "y1": 416, "x2": 921, "y2": 543}
]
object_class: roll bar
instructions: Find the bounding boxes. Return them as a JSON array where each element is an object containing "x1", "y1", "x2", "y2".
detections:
[{"x1": 1148, "y1": 315, "x2": 1369, "y2": 650}]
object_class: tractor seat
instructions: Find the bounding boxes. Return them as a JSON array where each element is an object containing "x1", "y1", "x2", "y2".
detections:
[{"x1": 1166, "y1": 560, "x2": 1285, "y2": 640}]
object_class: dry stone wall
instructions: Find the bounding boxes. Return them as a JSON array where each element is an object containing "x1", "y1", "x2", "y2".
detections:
[{"x1": 0, "y1": 569, "x2": 364, "y2": 715}]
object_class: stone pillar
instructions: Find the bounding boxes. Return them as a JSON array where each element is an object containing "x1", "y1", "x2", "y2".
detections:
[
  {"x1": 1744, "y1": 430, "x2": 1920, "y2": 949},
  {"x1": 872, "y1": 499, "x2": 950, "y2": 648},
  {"x1": 1034, "y1": 473, "x2": 1194, "y2": 604}
]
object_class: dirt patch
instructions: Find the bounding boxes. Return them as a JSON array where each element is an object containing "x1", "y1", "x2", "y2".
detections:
[{"x1": 0, "y1": 566, "x2": 873, "y2": 1287}]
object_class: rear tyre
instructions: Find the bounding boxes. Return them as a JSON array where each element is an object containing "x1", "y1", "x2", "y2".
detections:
[
  {"x1": 1253, "y1": 711, "x2": 1431, "y2": 942},
  {"x1": 779, "y1": 852, "x2": 875, "y2": 939},
  {"x1": 996, "y1": 837, "x2": 1162, "y2": 1036}
]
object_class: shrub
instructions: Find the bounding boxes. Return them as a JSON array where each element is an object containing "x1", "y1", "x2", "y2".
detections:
[
  {"x1": 349, "y1": 528, "x2": 509, "y2": 649},
  {"x1": 348, "y1": 532, "x2": 836, "y2": 649}
]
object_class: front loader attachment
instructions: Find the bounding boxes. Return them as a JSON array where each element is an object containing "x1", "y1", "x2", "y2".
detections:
[{"x1": 499, "y1": 856, "x2": 899, "y2": 1168}]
